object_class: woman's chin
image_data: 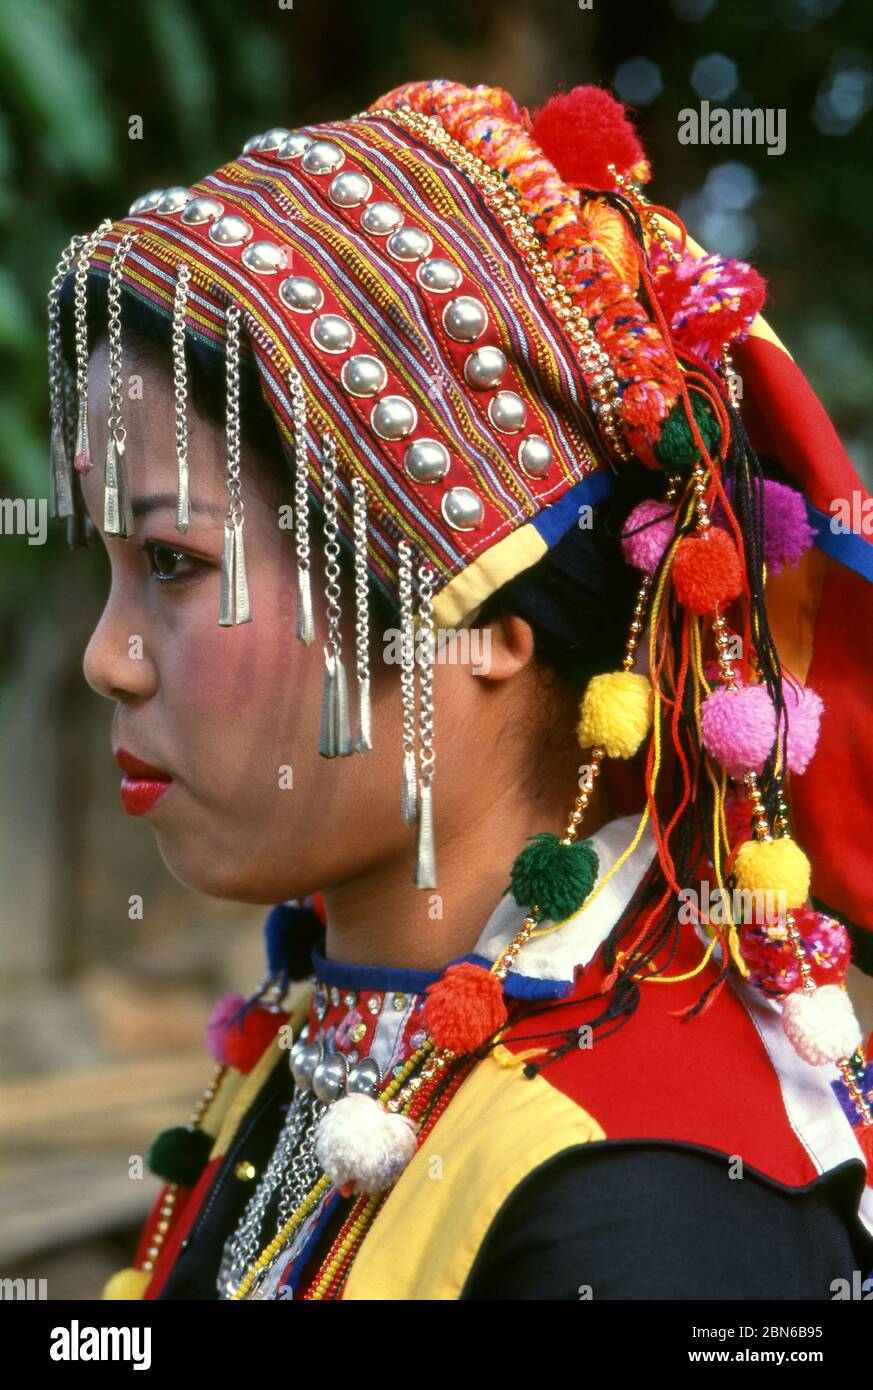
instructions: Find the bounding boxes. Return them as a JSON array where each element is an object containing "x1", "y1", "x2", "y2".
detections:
[{"x1": 153, "y1": 832, "x2": 308, "y2": 905}]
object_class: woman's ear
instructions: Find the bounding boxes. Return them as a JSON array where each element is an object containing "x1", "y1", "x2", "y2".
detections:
[{"x1": 469, "y1": 608, "x2": 535, "y2": 683}]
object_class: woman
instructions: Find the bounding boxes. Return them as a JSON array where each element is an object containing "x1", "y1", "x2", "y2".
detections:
[{"x1": 48, "y1": 79, "x2": 873, "y2": 1300}]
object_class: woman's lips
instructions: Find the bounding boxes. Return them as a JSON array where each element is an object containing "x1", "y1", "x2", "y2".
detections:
[{"x1": 115, "y1": 747, "x2": 173, "y2": 817}]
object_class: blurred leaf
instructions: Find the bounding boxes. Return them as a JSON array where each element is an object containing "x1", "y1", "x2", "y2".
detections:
[
  {"x1": 142, "y1": 0, "x2": 215, "y2": 148},
  {"x1": 0, "y1": 0, "x2": 115, "y2": 180}
]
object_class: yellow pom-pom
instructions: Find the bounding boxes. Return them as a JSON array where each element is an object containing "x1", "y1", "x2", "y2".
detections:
[
  {"x1": 103, "y1": 1267, "x2": 152, "y2": 1301},
  {"x1": 733, "y1": 838, "x2": 811, "y2": 910},
  {"x1": 577, "y1": 671, "x2": 652, "y2": 759}
]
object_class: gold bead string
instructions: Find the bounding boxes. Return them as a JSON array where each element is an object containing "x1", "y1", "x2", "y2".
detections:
[
  {"x1": 607, "y1": 164, "x2": 681, "y2": 266},
  {"x1": 369, "y1": 105, "x2": 629, "y2": 460}
]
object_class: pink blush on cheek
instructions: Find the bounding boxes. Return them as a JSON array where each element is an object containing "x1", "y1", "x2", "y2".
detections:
[{"x1": 177, "y1": 608, "x2": 320, "y2": 719}]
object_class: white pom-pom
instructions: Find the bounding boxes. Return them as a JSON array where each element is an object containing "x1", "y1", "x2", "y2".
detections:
[
  {"x1": 781, "y1": 984, "x2": 861, "y2": 1065},
  {"x1": 314, "y1": 1093, "x2": 419, "y2": 1196}
]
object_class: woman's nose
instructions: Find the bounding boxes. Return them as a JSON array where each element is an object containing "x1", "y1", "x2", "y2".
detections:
[{"x1": 83, "y1": 597, "x2": 158, "y2": 703}]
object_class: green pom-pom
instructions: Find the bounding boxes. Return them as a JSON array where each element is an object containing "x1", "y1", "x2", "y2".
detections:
[
  {"x1": 506, "y1": 833, "x2": 599, "y2": 922},
  {"x1": 655, "y1": 396, "x2": 721, "y2": 473},
  {"x1": 148, "y1": 1125, "x2": 213, "y2": 1186}
]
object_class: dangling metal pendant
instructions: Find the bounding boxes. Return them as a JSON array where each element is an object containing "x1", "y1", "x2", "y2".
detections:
[
  {"x1": 398, "y1": 539, "x2": 418, "y2": 825},
  {"x1": 74, "y1": 398, "x2": 91, "y2": 474},
  {"x1": 219, "y1": 518, "x2": 252, "y2": 625},
  {"x1": 400, "y1": 748, "x2": 418, "y2": 825},
  {"x1": 414, "y1": 781, "x2": 437, "y2": 889},
  {"x1": 219, "y1": 304, "x2": 252, "y2": 626},
  {"x1": 319, "y1": 648, "x2": 352, "y2": 758},
  {"x1": 296, "y1": 565, "x2": 315, "y2": 645},
  {"x1": 172, "y1": 263, "x2": 192, "y2": 533},
  {"x1": 103, "y1": 228, "x2": 138, "y2": 537},
  {"x1": 319, "y1": 431, "x2": 354, "y2": 757},
  {"x1": 351, "y1": 474, "x2": 373, "y2": 754},
  {"x1": 288, "y1": 365, "x2": 315, "y2": 646},
  {"x1": 414, "y1": 560, "x2": 438, "y2": 889},
  {"x1": 48, "y1": 233, "x2": 82, "y2": 519},
  {"x1": 104, "y1": 435, "x2": 134, "y2": 539},
  {"x1": 356, "y1": 675, "x2": 373, "y2": 754},
  {"x1": 50, "y1": 421, "x2": 73, "y2": 519}
]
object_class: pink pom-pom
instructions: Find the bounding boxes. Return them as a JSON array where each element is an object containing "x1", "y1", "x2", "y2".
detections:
[
  {"x1": 620, "y1": 500, "x2": 675, "y2": 575},
  {"x1": 206, "y1": 992, "x2": 246, "y2": 1065},
  {"x1": 781, "y1": 681, "x2": 824, "y2": 774},
  {"x1": 700, "y1": 683, "x2": 777, "y2": 778},
  {"x1": 530, "y1": 86, "x2": 648, "y2": 188}
]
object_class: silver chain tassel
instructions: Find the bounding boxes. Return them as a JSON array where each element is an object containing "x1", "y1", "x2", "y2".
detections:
[
  {"x1": 319, "y1": 433, "x2": 353, "y2": 758},
  {"x1": 73, "y1": 218, "x2": 112, "y2": 475},
  {"x1": 172, "y1": 263, "x2": 192, "y2": 534},
  {"x1": 351, "y1": 474, "x2": 372, "y2": 754},
  {"x1": 218, "y1": 304, "x2": 252, "y2": 626},
  {"x1": 288, "y1": 365, "x2": 314, "y2": 645},
  {"x1": 414, "y1": 561, "x2": 437, "y2": 889},
  {"x1": 48, "y1": 233, "x2": 84, "y2": 519},
  {"x1": 104, "y1": 230, "x2": 138, "y2": 539},
  {"x1": 398, "y1": 539, "x2": 418, "y2": 826}
]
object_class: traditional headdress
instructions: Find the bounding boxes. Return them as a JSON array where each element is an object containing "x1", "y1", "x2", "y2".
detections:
[{"x1": 50, "y1": 81, "x2": 873, "y2": 1264}]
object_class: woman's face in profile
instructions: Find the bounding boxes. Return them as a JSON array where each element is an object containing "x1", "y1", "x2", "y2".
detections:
[{"x1": 79, "y1": 335, "x2": 542, "y2": 908}]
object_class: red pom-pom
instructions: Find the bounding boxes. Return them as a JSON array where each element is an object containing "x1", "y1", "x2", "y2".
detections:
[
  {"x1": 225, "y1": 1006, "x2": 289, "y2": 1074},
  {"x1": 672, "y1": 528, "x2": 743, "y2": 614},
  {"x1": 423, "y1": 962, "x2": 508, "y2": 1053},
  {"x1": 531, "y1": 86, "x2": 647, "y2": 188}
]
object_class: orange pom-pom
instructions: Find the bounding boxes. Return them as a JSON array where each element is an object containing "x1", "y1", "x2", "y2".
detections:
[
  {"x1": 423, "y1": 962, "x2": 508, "y2": 1053},
  {"x1": 531, "y1": 86, "x2": 648, "y2": 188},
  {"x1": 225, "y1": 1006, "x2": 289, "y2": 1074},
  {"x1": 672, "y1": 528, "x2": 743, "y2": 614}
]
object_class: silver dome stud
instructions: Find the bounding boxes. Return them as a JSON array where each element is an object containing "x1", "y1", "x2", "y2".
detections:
[
  {"x1": 416, "y1": 258, "x2": 462, "y2": 293},
  {"x1": 346, "y1": 1056, "x2": 381, "y2": 1096},
  {"x1": 386, "y1": 226, "x2": 433, "y2": 261},
  {"x1": 257, "y1": 127, "x2": 293, "y2": 152},
  {"x1": 312, "y1": 1052, "x2": 349, "y2": 1104},
  {"x1": 341, "y1": 355, "x2": 388, "y2": 397},
  {"x1": 370, "y1": 396, "x2": 418, "y2": 440},
  {"x1": 463, "y1": 346, "x2": 507, "y2": 390},
  {"x1": 442, "y1": 486, "x2": 484, "y2": 531},
  {"x1": 328, "y1": 171, "x2": 373, "y2": 208},
  {"x1": 403, "y1": 439, "x2": 450, "y2": 483},
  {"x1": 442, "y1": 296, "x2": 488, "y2": 342},
  {"x1": 360, "y1": 201, "x2": 404, "y2": 235},
  {"x1": 301, "y1": 140, "x2": 345, "y2": 175},
  {"x1": 128, "y1": 189, "x2": 163, "y2": 215},
  {"x1": 155, "y1": 186, "x2": 193, "y2": 216},
  {"x1": 488, "y1": 390, "x2": 527, "y2": 434},
  {"x1": 181, "y1": 195, "x2": 225, "y2": 225},
  {"x1": 241, "y1": 241, "x2": 288, "y2": 274},
  {"x1": 242, "y1": 134, "x2": 263, "y2": 155},
  {"x1": 279, "y1": 275, "x2": 324, "y2": 313},
  {"x1": 291, "y1": 1039, "x2": 323, "y2": 1090},
  {"x1": 517, "y1": 435, "x2": 554, "y2": 479},
  {"x1": 277, "y1": 132, "x2": 314, "y2": 160},
  {"x1": 208, "y1": 214, "x2": 254, "y2": 247},
  {"x1": 310, "y1": 313, "x2": 356, "y2": 353}
]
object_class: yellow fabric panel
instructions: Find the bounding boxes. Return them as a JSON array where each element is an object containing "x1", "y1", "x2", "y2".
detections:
[
  {"x1": 430, "y1": 521, "x2": 547, "y2": 631},
  {"x1": 342, "y1": 1043, "x2": 606, "y2": 1300},
  {"x1": 209, "y1": 984, "x2": 313, "y2": 1160}
]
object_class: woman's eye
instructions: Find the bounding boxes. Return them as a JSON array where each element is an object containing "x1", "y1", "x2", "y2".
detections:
[{"x1": 141, "y1": 542, "x2": 207, "y2": 583}]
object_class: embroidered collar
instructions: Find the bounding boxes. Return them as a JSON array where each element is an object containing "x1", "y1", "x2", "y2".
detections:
[{"x1": 308, "y1": 812, "x2": 656, "y2": 1002}]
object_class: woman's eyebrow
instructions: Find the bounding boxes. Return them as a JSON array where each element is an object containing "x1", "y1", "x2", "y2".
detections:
[{"x1": 130, "y1": 493, "x2": 226, "y2": 520}]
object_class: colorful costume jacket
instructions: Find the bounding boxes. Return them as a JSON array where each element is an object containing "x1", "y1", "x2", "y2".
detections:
[{"x1": 124, "y1": 815, "x2": 873, "y2": 1300}]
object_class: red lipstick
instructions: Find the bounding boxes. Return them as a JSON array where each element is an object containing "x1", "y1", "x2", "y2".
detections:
[{"x1": 115, "y1": 748, "x2": 173, "y2": 816}]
